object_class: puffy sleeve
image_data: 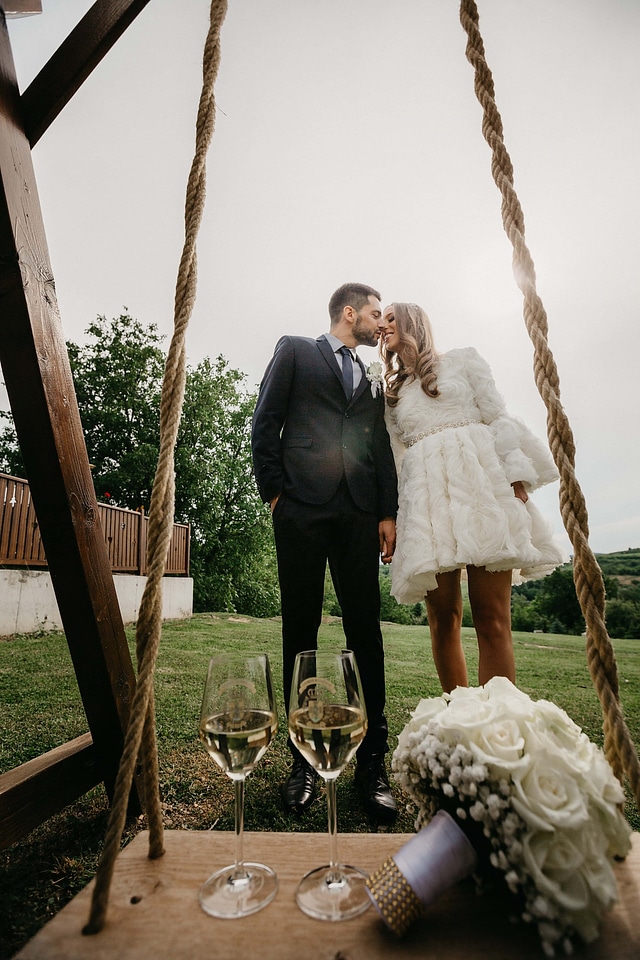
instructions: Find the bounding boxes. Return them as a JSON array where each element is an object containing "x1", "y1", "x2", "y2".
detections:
[
  {"x1": 384, "y1": 402, "x2": 407, "y2": 477},
  {"x1": 464, "y1": 347, "x2": 559, "y2": 492}
]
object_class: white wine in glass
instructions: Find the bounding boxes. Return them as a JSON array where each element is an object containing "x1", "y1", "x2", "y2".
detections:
[
  {"x1": 289, "y1": 649, "x2": 369, "y2": 921},
  {"x1": 198, "y1": 653, "x2": 278, "y2": 918}
]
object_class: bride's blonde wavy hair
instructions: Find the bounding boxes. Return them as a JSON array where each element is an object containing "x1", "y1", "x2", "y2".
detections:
[{"x1": 380, "y1": 302, "x2": 440, "y2": 406}]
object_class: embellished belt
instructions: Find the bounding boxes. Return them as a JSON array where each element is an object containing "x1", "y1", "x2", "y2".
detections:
[{"x1": 404, "y1": 419, "x2": 481, "y2": 448}]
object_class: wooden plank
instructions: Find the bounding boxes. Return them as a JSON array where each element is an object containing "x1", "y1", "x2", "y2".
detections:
[
  {"x1": 29, "y1": 496, "x2": 47, "y2": 563},
  {"x1": 13, "y1": 830, "x2": 640, "y2": 960},
  {"x1": 14, "y1": 478, "x2": 31, "y2": 559},
  {"x1": 184, "y1": 524, "x2": 191, "y2": 577},
  {"x1": 4, "y1": 3, "x2": 42, "y2": 17},
  {"x1": 138, "y1": 511, "x2": 148, "y2": 576},
  {"x1": 0, "y1": 17, "x2": 139, "y2": 809},
  {"x1": 19, "y1": 0, "x2": 153, "y2": 146},
  {"x1": 0, "y1": 474, "x2": 13, "y2": 558},
  {"x1": 0, "y1": 735, "x2": 101, "y2": 851}
]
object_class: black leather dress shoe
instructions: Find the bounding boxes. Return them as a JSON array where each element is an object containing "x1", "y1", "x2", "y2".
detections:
[
  {"x1": 355, "y1": 755, "x2": 398, "y2": 825},
  {"x1": 281, "y1": 756, "x2": 317, "y2": 814}
]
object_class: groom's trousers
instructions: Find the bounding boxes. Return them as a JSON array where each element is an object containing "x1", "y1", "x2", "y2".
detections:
[{"x1": 272, "y1": 478, "x2": 389, "y2": 761}]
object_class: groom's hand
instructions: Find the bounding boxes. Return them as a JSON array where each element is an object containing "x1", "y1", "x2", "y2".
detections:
[{"x1": 379, "y1": 517, "x2": 396, "y2": 564}]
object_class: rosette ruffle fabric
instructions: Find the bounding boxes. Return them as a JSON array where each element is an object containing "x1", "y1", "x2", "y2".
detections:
[
  {"x1": 368, "y1": 678, "x2": 632, "y2": 956},
  {"x1": 384, "y1": 347, "x2": 565, "y2": 603}
]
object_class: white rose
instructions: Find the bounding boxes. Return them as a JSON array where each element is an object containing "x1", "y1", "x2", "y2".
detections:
[
  {"x1": 583, "y1": 759, "x2": 632, "y2": 859},
  {"x1": 465, "y1": 717, "x2": 530, "y2": 776},
  {"x1": 528, "y1": 699, "x2": 596, "y2": 774},
  {"x1": 521, "y1": 831, "x2": 597, "y2": 942},
  {"x1": 511, "y1": 751, "x2": 590, "y2": 831},
  {"x1": 576, "y1": 819, "x2": 621, "y2": 908},
  {"x1": 446, "y1": 684, "x2": 489, "y2": 704},
  {"x1": 436, "y1": 693, "x2": 500, "y2": 748},
  {"x1": 395, "y1": 696, "x2": 447, "y2": 755},
  {"x1": 522, "y1": 822, "x2": 619, "y2": 944},
  {"x1": 483, "y1": 676, "x2": 537, "y2": 716},
  {"x1": 580, "y1": 745, "x2": 627, "y2": 806}
]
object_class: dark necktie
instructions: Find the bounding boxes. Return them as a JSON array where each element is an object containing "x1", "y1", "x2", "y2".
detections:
[{"x1": 339, "y1": 345, "x2": 353, "y2": 398}]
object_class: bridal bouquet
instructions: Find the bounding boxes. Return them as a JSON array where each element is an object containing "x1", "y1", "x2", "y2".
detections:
[{"x1": 385, "y1": 677, "x2": 632, "y2": 956}]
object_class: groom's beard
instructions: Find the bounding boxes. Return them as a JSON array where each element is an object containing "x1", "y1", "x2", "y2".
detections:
[{"x1": 352, "y1": 316, "x2": 379, "y2": 348}]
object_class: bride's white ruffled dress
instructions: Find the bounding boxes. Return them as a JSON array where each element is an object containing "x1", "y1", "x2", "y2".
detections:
[{"x1": 385, "y1": 347, "x2": 566, "y2": 604}]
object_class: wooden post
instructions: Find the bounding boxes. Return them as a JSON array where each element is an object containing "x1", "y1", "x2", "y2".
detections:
[{"x1": 0, "y1": 14, "x2": 139, "y2": 809}]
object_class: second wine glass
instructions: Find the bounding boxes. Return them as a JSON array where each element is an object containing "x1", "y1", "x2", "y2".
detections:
[
  {"x1": 198, "y1": 652, "x2": 278, "y2": 918},
  {"x1": 289, "y1": 648, "x2": 369, "y2": 921}
]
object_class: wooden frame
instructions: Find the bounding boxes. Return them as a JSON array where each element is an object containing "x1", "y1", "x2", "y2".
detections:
[{"x1": 0, "y1": 0, "x2": 154, "y2": 850}]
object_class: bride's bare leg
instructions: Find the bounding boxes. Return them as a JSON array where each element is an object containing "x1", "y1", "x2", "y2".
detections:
[
  {"x1": 425, "y1": 570, "x2": 468, "y2": 693},
  {"x1": 467, "y1": 566, "x2": 515, "y2": 684}
]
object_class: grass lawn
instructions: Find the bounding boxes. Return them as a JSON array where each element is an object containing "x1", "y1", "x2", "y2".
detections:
[{"x1": 1, "y1": 613, "x2": 638, "y2": 958}]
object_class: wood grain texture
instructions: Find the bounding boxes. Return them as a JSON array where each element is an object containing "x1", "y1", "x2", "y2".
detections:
[
  {"x1": 0, "y1": 736, "x2": 100, "y2": 851},
  {"x1": 0, "y1": 13, "x2": 140, "y2": 835},
  {"x1": 14, "y1": 830, "x2": 640, "y2": 960},
  {"x1": 20, "y1": 0, "x2": 153, "y2": 146}
]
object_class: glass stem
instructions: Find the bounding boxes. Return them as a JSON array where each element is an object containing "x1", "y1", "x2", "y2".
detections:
[
  {"x1": 325, "y1": 777, "x2": 341, "y2": 883},
  {"x1": 232, "y1": 775, "x2": 249, "y2": 880}
]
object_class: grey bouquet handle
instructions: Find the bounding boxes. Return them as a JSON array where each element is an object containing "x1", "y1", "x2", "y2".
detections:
[{"x1": 366, "y1": 810, "x2": 478, "y2": 935}]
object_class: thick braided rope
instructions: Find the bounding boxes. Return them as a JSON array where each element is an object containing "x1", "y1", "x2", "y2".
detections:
[
  {"x1": 83, "y1": 1, "x2": 229, "y2": 934},
  {"x1": 459, "y1": 0, "x2": 639, "y2": 811}
]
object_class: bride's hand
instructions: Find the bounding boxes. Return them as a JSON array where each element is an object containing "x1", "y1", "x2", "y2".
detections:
[{"x1": 511, "y1": 481, "x2": 528, "y2": 503}]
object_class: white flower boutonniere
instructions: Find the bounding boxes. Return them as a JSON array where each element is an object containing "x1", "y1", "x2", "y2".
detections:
[{"x1": 366, "y1": 361, "x2": 384, "y2": 398}]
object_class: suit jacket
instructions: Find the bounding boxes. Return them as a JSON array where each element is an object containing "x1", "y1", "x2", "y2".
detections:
[{"x1": 251, "y1": 335, "x2": 397, "y2": 519}]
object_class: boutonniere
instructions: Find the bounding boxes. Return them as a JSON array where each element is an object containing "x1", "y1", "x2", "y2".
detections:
[{"x1": 366, "y1": 361, "x2": 384, "y2": 397}]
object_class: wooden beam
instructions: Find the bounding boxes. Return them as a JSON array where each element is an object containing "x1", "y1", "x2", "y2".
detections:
[
  {"x1": 0, "y1": 735, "x2": 100, "y2": 851},
  {"x1": 0, "y1": 16, "x2": 140, "y2": 813},
  {"x1": 4, "y1": 2, "x2": 42, "y2": 18},
  {"x1": 20, "y1": 0, "x2": 153, "y2": 146}
]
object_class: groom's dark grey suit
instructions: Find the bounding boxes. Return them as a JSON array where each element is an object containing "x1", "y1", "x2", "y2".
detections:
[{"x1": 251, "y1": 333, "x2": 397, "y2": 760}]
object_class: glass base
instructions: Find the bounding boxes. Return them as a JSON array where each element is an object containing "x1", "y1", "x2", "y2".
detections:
[
  {"x1": 295, "y1": 863, "x2": 371, "y2": 921},
  {"x1": 198, "y1": 862, "x2": 278, "y2": 918}
]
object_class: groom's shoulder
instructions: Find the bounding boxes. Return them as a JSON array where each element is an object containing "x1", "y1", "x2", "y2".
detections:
[
  {"x1": 274, "y1": 334, "x2": 321, "y2": 347},
  {"x1": 274, "y1": 334, "x2": 324, "y2": 356}
]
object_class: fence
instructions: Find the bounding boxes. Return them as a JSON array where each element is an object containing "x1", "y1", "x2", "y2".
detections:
[{"x1": 0, "y1": 473, "x2": 189, "y2": 576}]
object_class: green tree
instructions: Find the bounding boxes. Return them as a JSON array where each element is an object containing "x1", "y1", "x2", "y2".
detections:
[
  {"x1": 605, "y1": 598, "x2": 640, "y2": 639},
  {"x1": 67, "y1": 312, "x2": 165, "y2": 507},
  {"x1": 175, "y1": 355, "x2": 279, "y2": 615},
  {"x1": 379, "y1": 568, "x2": 415, "y2": 625},
  {"x1": 0, "y1": 314, "x2": 280, "y2": 617},
  {"x1": 511, "y1": 593, "x2": 543, "y2": 632},
  {"x1": 322, "y1": 568, "x2": 342, "y2": 617},
  {"x1": 535, "y1": 567, "x2": 584, "y2": 635}
]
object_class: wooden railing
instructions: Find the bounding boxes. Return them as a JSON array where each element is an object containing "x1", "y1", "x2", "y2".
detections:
[{"x1": 0, "y1": 472, "x2": 189, "y2": 576}]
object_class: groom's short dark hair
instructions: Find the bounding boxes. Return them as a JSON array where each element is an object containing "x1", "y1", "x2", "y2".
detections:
[{"x1": 328, "y1": 283, "x2": 381, "y2": 325}]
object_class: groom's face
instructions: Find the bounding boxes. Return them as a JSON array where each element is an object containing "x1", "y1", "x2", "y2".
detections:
[{"x1": 352, "y1": 296, "x2": 383, "y2": 347}]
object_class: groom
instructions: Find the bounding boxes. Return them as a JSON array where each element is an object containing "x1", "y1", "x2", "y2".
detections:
[{"x1": 251, "y1": 282, "x2": 398, "y2": 824}]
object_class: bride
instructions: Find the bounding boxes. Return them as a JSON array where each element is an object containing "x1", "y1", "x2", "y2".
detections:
[{"x1": 380, "y1": 302, "x2": 565, "y2": 692}]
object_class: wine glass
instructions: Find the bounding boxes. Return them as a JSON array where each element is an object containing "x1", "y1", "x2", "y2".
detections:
[
  {"x1": 198, "y1": 652, "x2": 279, "y2": 918},
  {"x1": 289, "y1": 649, "x2": 369, "y2": 921}
]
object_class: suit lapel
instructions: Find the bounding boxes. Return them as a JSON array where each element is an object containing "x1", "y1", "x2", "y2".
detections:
[
  {"x1": 317, "y1": 335, "x2": 343, "y2": 389},
  {"x1": 352, "y1": 356, "x2": 369, "y2": 403},
  {"x1": 316, "y1": 336, "x2": 373, "y2": 405}
]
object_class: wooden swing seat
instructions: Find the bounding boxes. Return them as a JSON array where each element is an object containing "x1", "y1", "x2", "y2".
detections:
[{"x1": 13, "y1": 830, "x2": 640, "y2": 960}]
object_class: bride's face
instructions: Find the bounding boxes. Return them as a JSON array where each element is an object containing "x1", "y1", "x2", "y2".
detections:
[{"x1": 381, "y1": 307, "x2": 401, "y2": 354}]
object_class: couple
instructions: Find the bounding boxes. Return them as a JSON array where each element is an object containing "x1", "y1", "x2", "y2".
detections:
[{"x1": 251, "y1": 283, "x2": 562, "y2": 824}]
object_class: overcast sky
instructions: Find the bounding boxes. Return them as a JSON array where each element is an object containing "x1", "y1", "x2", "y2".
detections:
[{"x1": 6, "y1": 0, "x2": 640, "y2": 555}]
